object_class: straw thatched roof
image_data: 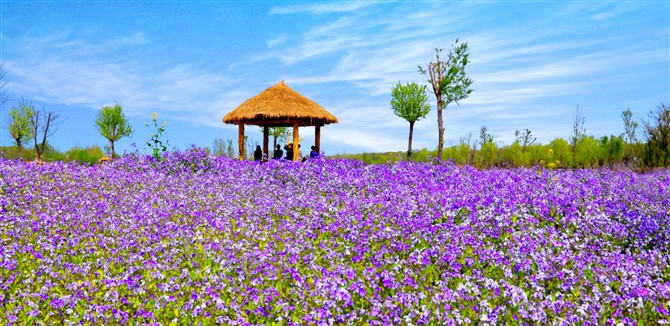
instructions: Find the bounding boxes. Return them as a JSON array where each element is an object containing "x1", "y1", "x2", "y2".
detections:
[{"x1": 222, "y1": 80, "x2": 338, "y2": 127}]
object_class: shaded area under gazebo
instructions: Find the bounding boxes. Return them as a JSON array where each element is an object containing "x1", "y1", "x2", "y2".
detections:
[{"x1": 222, "y1": 80, "x2": 338, "y2": 161}]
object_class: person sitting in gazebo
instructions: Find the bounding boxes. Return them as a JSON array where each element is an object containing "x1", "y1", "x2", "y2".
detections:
[
  {"x1": 253, "y1": 145, "x2": 262, "y2": 161},
  {"x1": 297, "y1": 144, "x2": 303, "y2": 161},
  {"x1": 285, "y1": 144, "x2": 294, "y2": 161},
  {"x1": 273, "y1": 144, "x2": 283, "y2": 160}
]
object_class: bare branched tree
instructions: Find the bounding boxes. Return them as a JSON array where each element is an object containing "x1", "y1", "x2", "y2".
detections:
[
  {"x1": 642, "y1": 102, "x2": 670, "y2": 167},
  {"x1": 29, "y1": 106, "x2": 60, "y2": 161},
  {"x1": 571, "y1": 105, "x2": 586, "y2": 154},
  {"x1": 621, "y1": 108, "x2": 639, "y2": 165},
  {"x1": 514, "y1": 129, "x2": 537, "y2": 153}
]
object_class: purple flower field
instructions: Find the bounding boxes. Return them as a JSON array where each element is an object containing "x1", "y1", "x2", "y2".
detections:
[{"x1": 1, "y1": 148, "x2": 669, "y2": 325}]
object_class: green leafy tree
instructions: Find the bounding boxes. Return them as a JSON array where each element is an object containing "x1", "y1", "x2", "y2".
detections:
[
  {"x1": 95, "y1": 103, "x2": 133, "y2": 158},
  {"x1": 526, "y1": 144, "x2": 550, "y2": 166},
  {"x1": 8, "y1": 99, "x2": 34, "y2": 149},
  {"x1": 548, "y1": 138, "x2": 573, "y2": 168},
  {"x1": 574, "y1": 136, "x2": 599, "y2": 168},
  {"x1": 390, "y1": 81, "x2": 431, "y2": 159},
  {"x1": 419, "y1": 39, "x2": 473, "y2": 159},
  {"x1": 262, "y1": 127, "x2": 290, "y2": 150},
  {"x1": 478, "y1": 126, "x2": 496, "y2": 167},
  {"x1": 212, "y1": 138, "x2": 226, "y2": 156},
  {"x1": 226, "y1": 139, "x2": 235, "y2": 158},
  {"x1": 501, "y1": 142, "x2": 524, "y2": 167},
  {"x1": 599, "y1": 135, "x2": 624, "y2": 166}
]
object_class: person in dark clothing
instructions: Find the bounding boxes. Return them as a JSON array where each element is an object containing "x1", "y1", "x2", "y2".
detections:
[
  {"x1": 309, "y1": 145, "x2": 319, "y2": 159},
  {"x1": 253, "y1": 145, "x2": 262, "y2": 161},
  {"x1": 273, "y1": 144, "x2": 283, "y2": 160},
  {"x1": 285, "y1": 144, "x2": 294, "y2": 161}
]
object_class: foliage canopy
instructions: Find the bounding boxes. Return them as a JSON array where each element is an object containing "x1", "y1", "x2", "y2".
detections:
[
  {"x1": 419, "y1": 39, "x2": 473, "y2": 159},
  {"x1": 95, "y1": 103, "x2": 133, "y2": 158},
  {"x1": 8, "y1": 99, "x2": 34, "y2": 149}
]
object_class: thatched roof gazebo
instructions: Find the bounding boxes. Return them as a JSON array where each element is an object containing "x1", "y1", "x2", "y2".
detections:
[{"x1": 222, "y1": 80, "x2": 338, "y2": 161}]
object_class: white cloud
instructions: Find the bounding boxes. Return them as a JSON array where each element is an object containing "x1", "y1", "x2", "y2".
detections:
[
  {"x1": 590, "y1": 2, "x2": 643, "y2": 21},
  {"x1": 267, "y1": 35, "x2": 287, "y2": 47},
  {"x1": 269, "y1": 2, "x2": 382, "y2": 15},
  {"x1": 3, "y1": 31, "x2": 253, "y2": 133}
]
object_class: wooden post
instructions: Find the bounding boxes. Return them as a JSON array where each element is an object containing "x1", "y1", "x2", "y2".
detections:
[
  {"x1": 292, "y1": 121, "x2": 299, "y2": 161},
  {"x1": 315, "y1": 125, "x2": 321, "y2": 156},
  {"x1": 263, "y1": 125, "x2": 269, "y2": 159},
  {"x1": 238, "y1": 123, "x2": 245, "y2": 160}
]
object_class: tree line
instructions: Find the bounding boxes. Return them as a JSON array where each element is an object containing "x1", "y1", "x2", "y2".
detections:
[
  {"x1": 5, "y1": 99, "x2": 132, "y2": 161},
  {"x1": 387, "y1": 39, "x2": 669, "y2": 170},
  {"x1": 337, "y1": 103, "x2": 670, "y2": 169}
]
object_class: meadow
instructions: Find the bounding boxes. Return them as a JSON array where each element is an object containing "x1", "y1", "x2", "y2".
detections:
[{"x1": 0, "y1": 148, "x2": 668, "y2": 325}]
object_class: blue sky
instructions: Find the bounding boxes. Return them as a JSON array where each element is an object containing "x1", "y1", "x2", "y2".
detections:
[{"x1": 1, "y1": 1, "x2": 668, "y2": 156}]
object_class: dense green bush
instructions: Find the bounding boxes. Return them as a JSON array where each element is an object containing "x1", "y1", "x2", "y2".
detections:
[
  {"x1": 0, "y1": 145, "x2": 103, "y2": 164},
  {"x1": 500, "y1": 142, "x2": 525, "y2": 167},
  {"x1": 64, "y1": 146, "x2": 105, "y2": 165},
  {"x1": 332, "y1": 135, "x2": 658, "y2": 169},
  {"x1": 574, "y1": 136, "x2": 599, "y2": 168},
  {"x1": 0, "y1": 144, "x2": 63, "y2": 161},
  {"x1": 549, "y1": 138, "x2": 573, "y2": 168}
]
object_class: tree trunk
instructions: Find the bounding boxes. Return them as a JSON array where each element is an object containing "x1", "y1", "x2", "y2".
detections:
[
  {"x1": 111, "y1": 141, "x2": 116, "y2": 158},
  {"x1": 407, "y1": 121, "x2": 414, "y2": 160},
  {"x1": 436, "y1": 97, "x2": 444, "y2": 160}
]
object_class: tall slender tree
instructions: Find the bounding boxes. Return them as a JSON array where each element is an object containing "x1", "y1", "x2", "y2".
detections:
[
  {"x1": 95, "y1": 103, "x2": 133, "y2": 158},
  {"x1": 621, "y1": 108, "x2": 638, "y2": 164},
  {"x1": 571, "y1": 104, "x2": 586, "y2": 154},
  {"x1": 212, "y1": 138, "x2": 227, "y2": 156},
  {"x1": 390, "y1": 81, "x2": 431, "y2": 159},
  {"x1": 419, "y1": 39, "x2": 473, "y2": 159}
]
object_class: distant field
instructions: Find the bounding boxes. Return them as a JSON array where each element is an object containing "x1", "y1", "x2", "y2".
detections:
[{"x1": 0, "y1": 148, "x2": 668, "y2": 324}]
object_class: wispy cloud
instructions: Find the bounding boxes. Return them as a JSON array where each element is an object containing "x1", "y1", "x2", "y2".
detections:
[
  {"x1": 589, "y1": 2, "x2": 644, "y2": 21},
  {"x1": 4, "y1": 32, "x2": 242, "y2": 126},
  {"x1": 269, "y1": 1, "x2": 381, "y2": 15},
  {"x1": 267, "y1": 35, "x2": 287, "y2": 47}
]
